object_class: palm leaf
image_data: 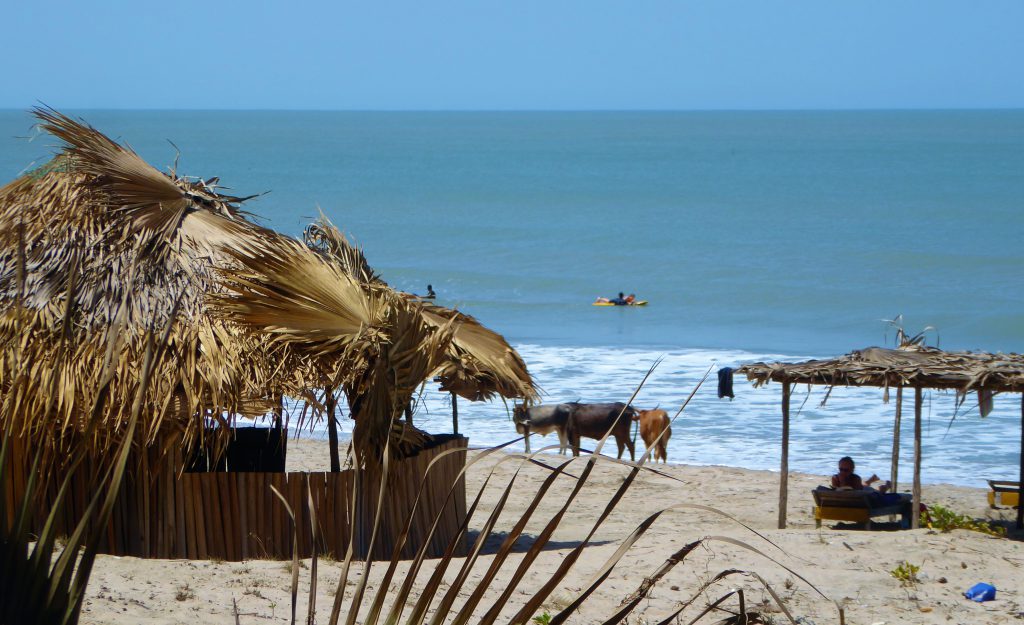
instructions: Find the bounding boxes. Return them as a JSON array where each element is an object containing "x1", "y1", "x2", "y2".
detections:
[{"x1": 33, "y1": 107, "x2": 191, "y2": 246}]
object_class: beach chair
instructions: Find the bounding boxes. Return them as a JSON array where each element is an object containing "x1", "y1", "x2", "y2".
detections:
[
  {"x1": 812, "y1": 487, "x2": 911, "y2": 529},
  {"x1": 987, "y1": 480, "x2": 1021, "y2": 508}
]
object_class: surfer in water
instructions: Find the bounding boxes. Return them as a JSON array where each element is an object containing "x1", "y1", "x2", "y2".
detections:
[{"x1": 595, "y1": 292, "x2": 631, "y2": 305}]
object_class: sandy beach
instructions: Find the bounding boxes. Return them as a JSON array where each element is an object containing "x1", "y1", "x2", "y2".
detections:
[{"x1": 76, "y1": 437, "x2": 1023, "y2": 624}]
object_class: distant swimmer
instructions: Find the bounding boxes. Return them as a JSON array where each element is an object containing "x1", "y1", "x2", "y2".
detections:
[{"x1": 414, "y1": 284, "x2": 437, "y2": 300}]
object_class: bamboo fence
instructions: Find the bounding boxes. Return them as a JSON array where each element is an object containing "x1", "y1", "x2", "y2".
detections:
[{"x1": 2, "y1": 435, "x2": 468, "y2": 561}]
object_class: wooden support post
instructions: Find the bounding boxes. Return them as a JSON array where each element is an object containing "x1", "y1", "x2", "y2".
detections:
[
  {"x1": 451, "y1": 392, "x2": 459, "y2": 435},
  {"x1": 912, "y1": 387, "x2": 922, "y2": 529},
  {"x1": 326, "y1": 388, "x2": 340, "y2": 473},
  {"x1": 891, "y1": 387, "x2": 902, "y2": 493},
  {"x1": 779, "y1": 381, "x2": 790, "y2": 530},
  {"x1": 405, "y1": 402, "x2": 414, "y2": 427},
  {"x1": 273, "y1": 395, "x2": 285, "y2": 470},
  {"x1": 273, "y1": 395, "x2": 283, "y2": 437},
  {"x1": 1018, "y1": 394, "x2": 1023, "y2": 530}
]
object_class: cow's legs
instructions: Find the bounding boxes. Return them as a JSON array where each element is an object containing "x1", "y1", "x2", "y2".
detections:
[
  {"x1": 523, "y1": 425, "x2": 531, "y2": 453},
  {"x1": 557, "y1": 429, "x2": 567, "y2": 455}
]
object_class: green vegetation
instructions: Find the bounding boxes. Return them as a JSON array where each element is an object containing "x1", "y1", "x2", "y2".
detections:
[
  {"x1": 532, "y1": 611, "x2": 553, "y2": 625},
  {"x1": 890, "y1": 561, "x2": 920, "y2": 586},
  {"x1": 924, "y1": 504, "x2": 1006, "y2": 537}
]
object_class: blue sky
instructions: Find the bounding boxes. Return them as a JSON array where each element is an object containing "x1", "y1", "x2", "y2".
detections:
[{"x1": 3, "y1": 1, "x2": 1022, "y2": 110}]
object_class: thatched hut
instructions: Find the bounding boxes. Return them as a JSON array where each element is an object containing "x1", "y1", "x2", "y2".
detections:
[
  {"x1": 0, "y1": 108, "x2": 536, "y2": 559},
  {"x1": 739, "y1": 345, "x2": 1024, "y2": 530}
]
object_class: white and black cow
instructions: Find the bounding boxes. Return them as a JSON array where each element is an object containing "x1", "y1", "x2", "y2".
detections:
[{"x1": 512, "y1": 403, "x2": 574, "y2": 453}]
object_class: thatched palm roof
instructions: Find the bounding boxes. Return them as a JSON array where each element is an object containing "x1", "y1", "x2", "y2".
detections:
[
  {"x1": 739, "y1": 345, "x2": 1024, "y2": 393},
  {"x1": 0, "y1": 108, "x2": 535, "y2": 462}
]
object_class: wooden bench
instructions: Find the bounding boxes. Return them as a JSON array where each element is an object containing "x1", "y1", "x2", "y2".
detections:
[
  {"x1": 812, "y1": 488, "x2": 911, "y2": 529},
  {"x1": 987, "y1": 480, "x2": 1021, "y2": 508}
]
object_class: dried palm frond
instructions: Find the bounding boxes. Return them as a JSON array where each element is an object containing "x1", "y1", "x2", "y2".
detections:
[
  {"x1": 34, "y1": 107, "x2": 192, "y2": 246},
  {"x1": 0, "y1": 110, "x2": 292, "y2": 471},
  {"x1": 304, "y1": 213, "x2": 381, "y2": 285},
  {"x1": 739, "y1": 345, "x2": 1024, "y2": 392},
  {"x1": 421, "y1": 304, "x2": 537, "y2": 402},
  {"x1": 213, "y1": 235, "x2": 456, "y2": 458},
  {"x1": 215, "y1": 234, "x2": 388, "y2": 363},
  {"x1": 274, "y1": 373, "x2": 841, "y2": 625},
  {"x1": 0, "y1": 292, "x2": 169, "y2": 625}
]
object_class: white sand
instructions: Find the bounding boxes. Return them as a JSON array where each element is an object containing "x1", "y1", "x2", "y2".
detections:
[{"x1": 79, "y1": 438, "x2": 1024, "y2": 624}]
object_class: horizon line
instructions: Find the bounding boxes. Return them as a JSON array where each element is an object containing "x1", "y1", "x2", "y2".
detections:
[{"x1": 2, "y1": 106, "x2": 1023, "y2": 114}]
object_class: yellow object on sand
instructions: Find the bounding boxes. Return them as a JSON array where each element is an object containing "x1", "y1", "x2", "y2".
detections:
[
  {"x1": 987, "y1": 480, "x2": 1021, "y2": 508},
  {"x1": 812, "y1": 488, "x2": 911, "y2": 529}
]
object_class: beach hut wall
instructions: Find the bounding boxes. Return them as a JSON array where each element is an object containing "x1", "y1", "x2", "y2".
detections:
[{"x1": 1, "y1": 432, "x2": 468, "y2": 560}]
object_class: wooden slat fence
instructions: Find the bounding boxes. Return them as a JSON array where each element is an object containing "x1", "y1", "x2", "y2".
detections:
[{"x1": 2, "y1": 435, "x2": 467, "y2": 561}]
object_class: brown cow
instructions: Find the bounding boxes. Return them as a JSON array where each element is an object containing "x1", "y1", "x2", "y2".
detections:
[
  {"x1": 633, "y1": 409, "x2": 671, "y2": 463},
  {"x1": 565, "y1": 402, "x2": 636, "y2": 460}
]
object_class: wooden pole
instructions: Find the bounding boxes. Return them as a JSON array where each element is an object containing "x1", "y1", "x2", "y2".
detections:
[
  {"x1": 273, "y1": 395, "x2": 283, "y2": 438},
  {"x1": 405, "y1": 402, "x2": 414, "y2": 427},
  {"x1": 1018, "y1": 394, "x2": 1023, "y2": 530},
  {"x1": 912, "y1": 387, "x2": 922, "y2": 529},
  {"x1": 891, "y1": 387, "x2": 902, "y2": 493},
  {"x1": 779, "y1": 381, "x2": 790, "y2": 530},
  {"x1": 451, "y1": 392, "x2": 459, "y2": 435},
  {"x1": 273, "y1": 394, "x2": 285, "y2": 473},
  {"x1": 326, "y1": 388, "x2": 340, "y2": 473}
]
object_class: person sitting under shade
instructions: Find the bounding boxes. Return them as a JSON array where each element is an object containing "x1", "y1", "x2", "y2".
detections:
[{"x1": 831, "y1": 456, "x2": 891, "y2": 493}]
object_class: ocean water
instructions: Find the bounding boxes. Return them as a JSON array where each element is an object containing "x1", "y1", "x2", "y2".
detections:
[{"x1": 1, "y1": 109, "x2": 1021, "y2": 487}]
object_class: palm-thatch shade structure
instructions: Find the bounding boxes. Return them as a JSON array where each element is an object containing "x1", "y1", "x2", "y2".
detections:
[
  {"x1": 0, "y1": 108, "x2": 537, "y2": 559},
  {"x1": 739, "y1": 345, "x2": 1024, "y2": 530}
]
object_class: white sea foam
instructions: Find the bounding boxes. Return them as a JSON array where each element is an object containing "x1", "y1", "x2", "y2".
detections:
[{"x1": 284, "y1": 343, "x2": 1021, "y2": 489}]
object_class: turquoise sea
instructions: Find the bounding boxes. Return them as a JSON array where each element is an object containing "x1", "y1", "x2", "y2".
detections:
[{"x1": 1, "y1": 109, "x2": 1021, "y2": 487}]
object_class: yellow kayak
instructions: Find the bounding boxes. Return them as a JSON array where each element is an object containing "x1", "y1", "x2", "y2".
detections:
[{"x1": 593, "y1": 300, "x2": 648, "y2": 306}]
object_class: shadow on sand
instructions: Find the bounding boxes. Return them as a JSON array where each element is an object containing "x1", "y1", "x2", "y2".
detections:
[
  {"x1": 465, "y1": 529, "x2": 614, "y2": 555},
  {"x1": 829, "y1": 518, "x2": 1023, "y2": 541}
]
